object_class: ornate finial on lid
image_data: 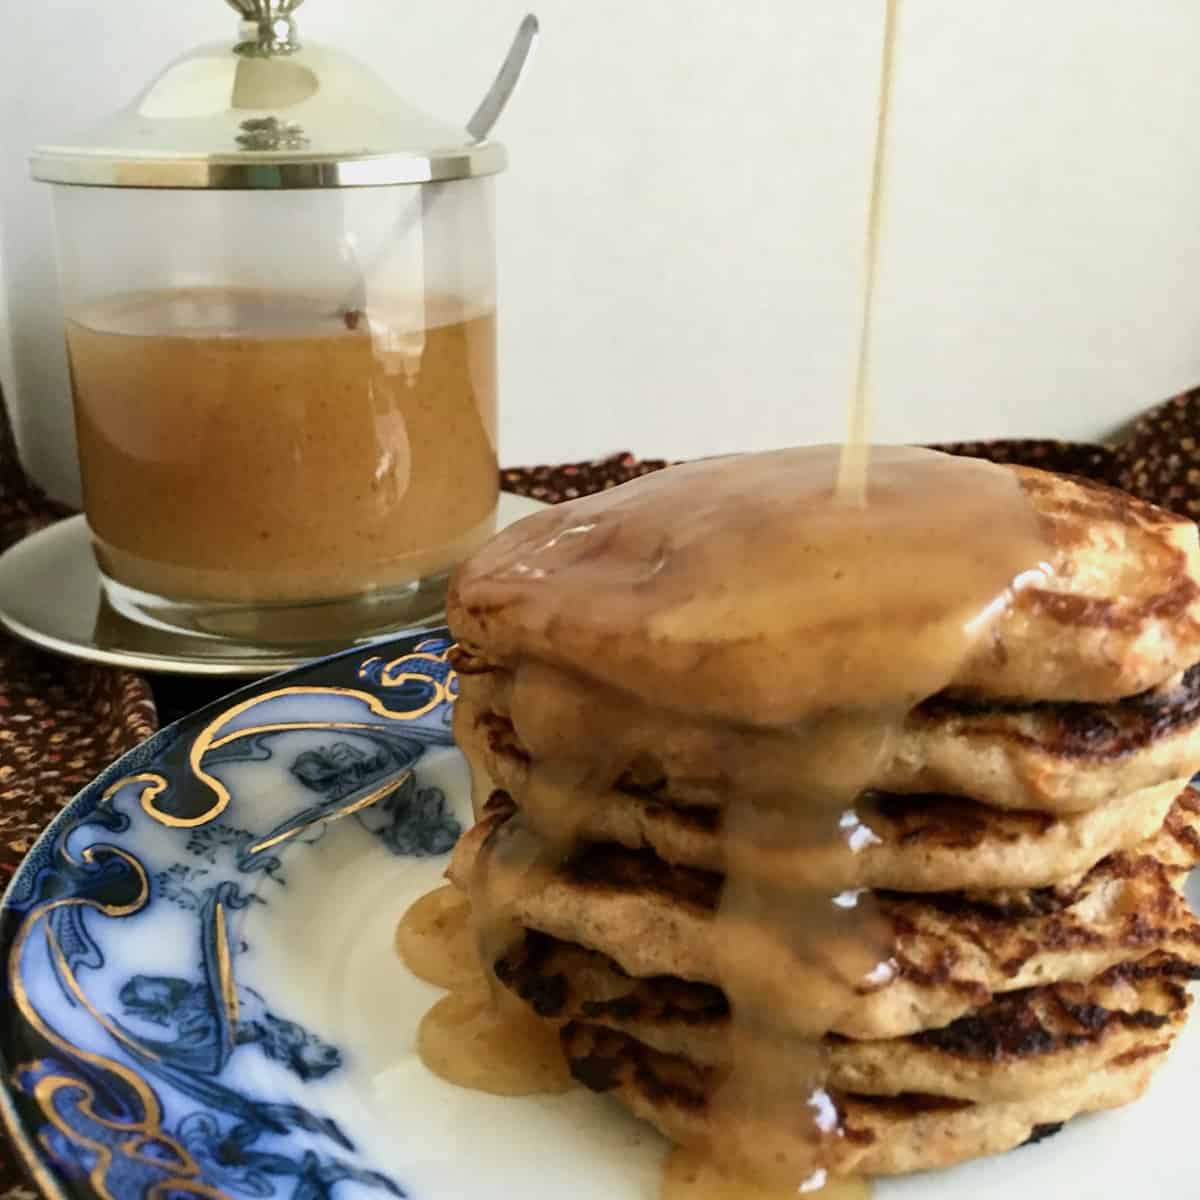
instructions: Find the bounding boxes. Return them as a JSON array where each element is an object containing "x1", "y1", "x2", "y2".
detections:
[{"x1": 224, "y1": 0, "x2": 306, "y2": 57}]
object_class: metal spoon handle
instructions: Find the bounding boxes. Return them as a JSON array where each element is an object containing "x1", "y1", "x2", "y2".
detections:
[
  {"x1": 467, "y1": 14, "x2": 540, "y2": 142},
  {"x1": 332, "y1": 14, "x2": 539, "y2": 318}
]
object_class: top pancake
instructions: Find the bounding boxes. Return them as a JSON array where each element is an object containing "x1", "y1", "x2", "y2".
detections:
[
  {"x1": 450, "y1": 453, "x2": 1200, "y2": 715},
  {"x1": 959, "y1": 467, "x2": 1200, "y2": 702}
]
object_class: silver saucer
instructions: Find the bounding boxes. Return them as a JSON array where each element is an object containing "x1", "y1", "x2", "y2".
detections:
[{"x1": 0, "y1": 493, "x2": 546, "y2": 676}]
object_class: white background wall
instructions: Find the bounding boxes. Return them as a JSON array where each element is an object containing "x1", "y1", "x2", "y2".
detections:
[{"x1": 4, "y1": 1, "x2": 1200, "y2": 503}]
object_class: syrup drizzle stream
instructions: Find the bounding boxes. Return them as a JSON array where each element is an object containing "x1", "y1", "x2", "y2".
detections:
[{"x1": 838, "y1": 0, "x2": 903, "y2": 501}]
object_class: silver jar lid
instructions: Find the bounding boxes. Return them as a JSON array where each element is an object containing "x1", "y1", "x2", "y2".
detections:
[{"x1": 31, "y1": 1, "x2": 537, "y2": 189}]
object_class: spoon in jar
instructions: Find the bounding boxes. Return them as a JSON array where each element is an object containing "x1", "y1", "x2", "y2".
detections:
[{"x1": 336, "y1": 13, "x2": 539, "y2": 325}]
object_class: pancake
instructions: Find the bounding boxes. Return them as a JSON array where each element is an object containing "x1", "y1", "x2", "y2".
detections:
[
  {"x1": 449, "y1": 788, "x2": 1200, "y2": 1040},
  {"x1": 453, "y1": 662, "x2": 1200, "y2": 817},
  {"x1": 959, "y1": 467, "x2": 1200, "y2": 702},
  {"x1": 888, "y1": 665, "x2": 1200, "y2": 813},
  {"x1": 459, "y1": 737, "x2": 1184, "y2": 891},
  {"x1": 449, "y1": 459, "x2": 1200, "y2": 715},
  {"x1": 580, "y1": 780, "x2": 1183, "y2": 893},
  {"x1": 559, "y1": 1021, "x2": 1171, "y2": 1178},
  {"x1": 496, "y1": 935, "x2": 1194, "y2": 1104}
]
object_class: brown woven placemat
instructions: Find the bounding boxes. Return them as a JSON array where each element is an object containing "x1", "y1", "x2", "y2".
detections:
[
  {"x1": 0, "y1": 403, "x2": 157, "y2": 890},
  {"x1": 1, "y1": 387, "x2": 1200, "y2": 1195}
]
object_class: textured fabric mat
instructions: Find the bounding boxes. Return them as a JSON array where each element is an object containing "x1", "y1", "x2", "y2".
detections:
[{"x1": 2, "y1": 388, "x2": 1200, "y2": 1195}]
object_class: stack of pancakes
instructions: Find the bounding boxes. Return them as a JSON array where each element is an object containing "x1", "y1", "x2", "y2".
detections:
[{"x1": 446, "y1": 461, "x2": 1200, "y2": 1179}]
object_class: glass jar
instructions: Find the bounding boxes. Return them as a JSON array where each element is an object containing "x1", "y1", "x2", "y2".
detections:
[{"x1": 33, "y1": 0, "x2": 534, "y2": 649}]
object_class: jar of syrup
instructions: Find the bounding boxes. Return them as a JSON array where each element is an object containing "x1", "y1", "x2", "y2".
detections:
[{"x1": 33, "y1": 0, "x2": 535, "y2": 649}]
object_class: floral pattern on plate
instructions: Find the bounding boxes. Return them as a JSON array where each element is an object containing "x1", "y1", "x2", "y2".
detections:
[{"x1": 0, "y1": 633, "x2": 459, "y2": 1200}]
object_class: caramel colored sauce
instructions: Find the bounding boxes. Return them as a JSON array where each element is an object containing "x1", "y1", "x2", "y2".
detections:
[
  {"x1": 661, "y1": 1148, "x2": 870, "y2": 1200},
  {"x1": 68, "y1": 288, "x2": 498, "y2": 604},
  {"x1": 416, "y1": 986, "x2": 574, "y2": 1097},
  {"x1": 397, "y1": 884, "x2": 576, "y2": 1098},
  {"x1": 393, "y1": 884, "x2": 479, "y2": 990},
  {"x1": 450, "y1": 446, "x2": 1047, "y2": 726}
]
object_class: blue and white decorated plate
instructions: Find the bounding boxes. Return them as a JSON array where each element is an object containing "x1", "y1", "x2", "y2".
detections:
[{"x1": 1, "y1": 629, "x2": 1198, "y2": 1200}]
